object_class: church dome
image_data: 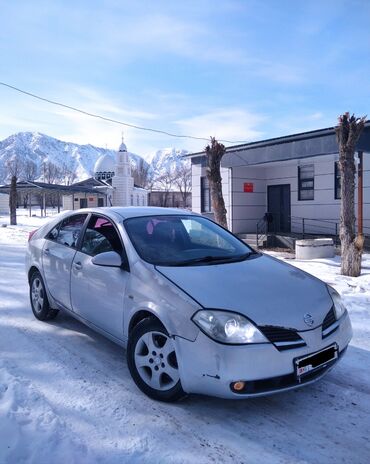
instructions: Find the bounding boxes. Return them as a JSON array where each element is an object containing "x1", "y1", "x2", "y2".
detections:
[{"x1": 94, "y1": 154, "x2": 115, "y2": 174}]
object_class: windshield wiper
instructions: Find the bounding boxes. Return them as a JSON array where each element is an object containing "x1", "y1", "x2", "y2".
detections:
[{"x1": 173, "y1": 252, "x2": 255, "y2": 266}]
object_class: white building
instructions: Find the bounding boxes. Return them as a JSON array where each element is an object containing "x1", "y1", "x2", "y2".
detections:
[
  {"x1": 188, "y1": 123, "x2": 370, "y2": 245},
  {"x1": 62, "y1": 140, "x2": 148, "y2": 210},
  {"x1": 0, "y1": 192, "x2": 9, "y2": 214}
]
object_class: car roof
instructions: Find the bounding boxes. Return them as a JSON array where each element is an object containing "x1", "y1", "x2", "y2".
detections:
[{"x1": 67, "y1": 206, "x2": 198, "y2": 220}]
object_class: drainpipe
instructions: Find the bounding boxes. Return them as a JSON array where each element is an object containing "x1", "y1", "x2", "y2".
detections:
[
  {"x1": 358, "y1": 151, "x2": 363, "y2": 237},
  {"x1": 229, "y1": 167, "x2": 233, "y2": 232}
]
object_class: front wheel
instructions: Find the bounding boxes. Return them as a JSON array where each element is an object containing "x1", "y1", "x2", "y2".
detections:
[
  {"x1": 30, "y1": 271, "x2": 59, "y2": 321},
  {"x1": 127, "y1": 318, "x2": 186, "y2": 402}
]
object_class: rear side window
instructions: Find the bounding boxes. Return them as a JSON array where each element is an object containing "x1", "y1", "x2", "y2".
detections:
[
  {"x1": 80, "y1": 215, "x2": 123, "y2": 256},
  {"x1": 56, "y1": 214, "x2": 88, "y2": 248}
]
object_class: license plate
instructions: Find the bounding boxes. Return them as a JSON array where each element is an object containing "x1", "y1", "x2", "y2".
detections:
[{"x1": 294, "y1": 344, "x2": 338, "y2": 380}]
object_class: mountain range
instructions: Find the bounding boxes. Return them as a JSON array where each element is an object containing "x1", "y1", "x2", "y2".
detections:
[{"x1": 0, "y1": 132, "x2": 188, "y2": 185}]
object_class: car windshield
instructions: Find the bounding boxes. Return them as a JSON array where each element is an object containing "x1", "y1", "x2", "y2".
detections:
[{"x1": 124, "y1": 215, "x2": 256, "y2": 266}]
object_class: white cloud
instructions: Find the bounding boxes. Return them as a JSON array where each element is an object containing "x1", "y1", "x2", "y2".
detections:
[
  {"x1": 175, "y1": 109, "x2": 266, "y2": 150},
  {"x1": 308, "y1": 112, "x2": 324, "y2": 120},
  {"x1": 0, "y1": 83, "x2": 267, "y2": 158}
]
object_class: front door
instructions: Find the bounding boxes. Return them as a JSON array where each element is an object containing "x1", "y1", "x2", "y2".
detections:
[
  {"x1": 267, "y1": 185, "x2": 291, "y2": 233},
  {"x1": 70, "y1": 214, "x2": 129, "y2": 340},
  {"x1": 80, "y1": 198, "x2": 88, "y2": 208}
]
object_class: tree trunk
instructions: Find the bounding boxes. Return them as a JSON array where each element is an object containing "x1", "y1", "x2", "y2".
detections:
[
  {"x1": 339, "y1": 150, "x2": 362, "y2": 276},
  {"x1": 205, "y1": 137, "x2": 228, "y2": 229},
  {"x1": 9, "y1": 175, "x2": 17, "y2": 225},
  {"x1": 336, "y1": 113, "x2": 366, "y2": 277}
]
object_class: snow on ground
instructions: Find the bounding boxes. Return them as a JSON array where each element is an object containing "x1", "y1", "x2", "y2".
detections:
[{"x1": 0, "y1": 210, "x2": 370, "y2": 463}]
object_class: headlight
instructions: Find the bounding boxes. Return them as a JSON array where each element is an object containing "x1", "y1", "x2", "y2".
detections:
[
  {"x1": 192, "y1": 310, "x2": 268, "y2": 344},
  {"x1": 327, "y1": 286, "x2": 346, "y2": 319}
]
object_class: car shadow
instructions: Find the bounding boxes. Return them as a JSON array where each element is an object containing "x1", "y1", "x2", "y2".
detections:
[{"x1": 47, "y1": 311, "x2": 370, "y2": 463}]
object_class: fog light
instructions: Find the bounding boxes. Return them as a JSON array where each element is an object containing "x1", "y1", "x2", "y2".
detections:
[{"x1": 232, "y1": 381, "x2": 245, "y2": 392}]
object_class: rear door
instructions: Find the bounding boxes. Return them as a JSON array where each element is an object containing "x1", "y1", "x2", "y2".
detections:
[
  {"x1": 42, "y1": 213, "x2": 88, "y2": 310},
  {"x1": 70, "y1": 214, "x2": 129, "y2": 340}
]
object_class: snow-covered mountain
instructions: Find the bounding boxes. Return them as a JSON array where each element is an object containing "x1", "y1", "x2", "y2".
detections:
[
  {"x1": 149, "y1": 147, "x2": 189, "y2": 179},
  {"x1": 0, "y1": 132, "x2": 190, "y2": 189},
  {"x1": 0, "y1": 132, "x2": 148, "y2": 184}
]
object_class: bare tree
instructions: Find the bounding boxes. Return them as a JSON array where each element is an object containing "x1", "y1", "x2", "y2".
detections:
[
  {"x1": 173, "y1": 161, "x2": 191, "y2": 207},
  {"x1": 149, "y1": 154, "x2": 176, "y2": 206},
  {"x1": 205, "y1": 137, "x2": 228, "y2": 229},
  {"x1": 6, "y1": 155, "x2": 24, "y2": 225},
  {"x1": 335, "y1": 113, "x2": 366, "y2": 277},
  {"x1": 132, "y1": 158, "x2": 151, "y2": 189},
  {"x1": 22, "y1": 160, "x2": 38, "y2": 208},
  {"x1": 24, "y1": 160, "x2": 38, "y2": 181},
  {"x1": 154, "y1": 170, "x2": 174, "y2": 207},
  {"x1": 60, "y1": 162, "x2": 77, "y2": 185},
  {"x1": 42, "y1": 161, "x2": 62, "y2": 184}
]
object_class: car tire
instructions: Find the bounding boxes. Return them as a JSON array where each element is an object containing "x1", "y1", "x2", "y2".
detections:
[
  {"x1": 30, "y1": 271, "x2": 59, "y2": 321},
  {"x1": 127, "y1": 317, "x2": 186, "y2": 402}
]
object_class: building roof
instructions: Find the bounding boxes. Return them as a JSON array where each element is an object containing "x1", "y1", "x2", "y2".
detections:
[
  {"x1": 186, "y1": 121, "x2": 370, "y2": 167},
  {"x1": 93, "y1": 154, "x2": 115, "y2": 173},
  {"x1": 0, "y1": 181, "x2": 106, "y2": 195},
  {"x1": 72, "y1": 177, "x2": 111, "y2": 188}
]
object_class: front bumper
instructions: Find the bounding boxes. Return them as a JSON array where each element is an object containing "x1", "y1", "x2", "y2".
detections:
[{"x1": 175, "y1": 311, "x2": 352, "y2": 399}]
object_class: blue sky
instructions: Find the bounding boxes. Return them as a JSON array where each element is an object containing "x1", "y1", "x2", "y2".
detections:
[{"x1": 0, "y1": 0, "x2": 369, "y2": 158}]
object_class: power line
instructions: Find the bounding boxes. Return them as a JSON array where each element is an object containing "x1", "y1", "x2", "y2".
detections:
[{"x1": 0, "y1": 81, "x2": 249, "y2": 145}]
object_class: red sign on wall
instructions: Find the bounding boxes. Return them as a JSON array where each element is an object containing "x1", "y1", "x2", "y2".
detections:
[{"x1": 244, "y1": 182, "x2": 254, "y2": 193}]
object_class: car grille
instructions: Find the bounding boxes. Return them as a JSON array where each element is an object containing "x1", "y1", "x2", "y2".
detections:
[
  {"x1": 322, "y1": 306, "x2": 339, "y2": 338},
  {"x1": 258, "y1": 326, "x2": 306, "y2": 351}
]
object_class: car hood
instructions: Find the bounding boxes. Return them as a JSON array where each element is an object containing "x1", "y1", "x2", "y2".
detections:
[{"x1": 156, "y1": 254, "x2": 332, "y2": 331}]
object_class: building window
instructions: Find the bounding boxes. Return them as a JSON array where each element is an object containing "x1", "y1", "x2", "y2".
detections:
[
  {"x1": 335, "y1": 161, "x2": 341, "y2": 199},
  {"x1": 201, "y1": 176, "x2": 211, "y2": 212},
  {"x1": 298, "y1": 164, "x2": 314, "y2": 200}
]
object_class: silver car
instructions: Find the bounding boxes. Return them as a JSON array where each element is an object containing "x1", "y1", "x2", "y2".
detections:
[{"x1": 26, "y1": 207, "x2": 352, "y2": 401}]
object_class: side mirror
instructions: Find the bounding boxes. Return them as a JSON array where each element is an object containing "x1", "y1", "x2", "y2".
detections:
[{"x1": 91, "y1": 251, "x2": 124, "y2": 268}]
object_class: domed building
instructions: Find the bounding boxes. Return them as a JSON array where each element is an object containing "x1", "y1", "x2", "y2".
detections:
[
  {"x1": 94, "y1": 153, "x2": 115, "y2": 181},
  {"x1": 62, "y1": 139, "x2": 148, "y2": 210}
]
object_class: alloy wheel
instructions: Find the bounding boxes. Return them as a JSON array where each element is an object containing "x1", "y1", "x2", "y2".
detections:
[
  {"x1": 31, "y1": 277, "x2": 44, "y2": 313},
  {"x1": 134, "y1": 331, "x2": 179, "y2": 391}
]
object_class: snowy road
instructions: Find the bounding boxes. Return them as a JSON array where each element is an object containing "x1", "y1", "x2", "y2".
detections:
[{"x1": 1, "y1": 216, "x2": 370, "y2": 463}]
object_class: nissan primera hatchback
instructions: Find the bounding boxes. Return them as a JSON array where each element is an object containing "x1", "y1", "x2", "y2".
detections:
[{"x1": 26, "y1": 207, "x2": 352, "y2": 401}]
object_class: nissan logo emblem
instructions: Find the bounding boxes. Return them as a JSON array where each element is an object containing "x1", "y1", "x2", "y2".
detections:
[{"x1": 303, "y1": 313, "x2": 314, "y2": 326}]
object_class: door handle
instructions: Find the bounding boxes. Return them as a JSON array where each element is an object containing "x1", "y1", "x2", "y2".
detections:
[
  {"x1": 73, "y1": 262, "x2": 83, "y2": 271},
  {"x1": 43, "y1": 248, "x2": 50, "y2": 255}
]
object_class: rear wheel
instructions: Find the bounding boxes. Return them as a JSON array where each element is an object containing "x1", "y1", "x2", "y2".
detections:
[
  {"x1": 127, "y1": 318, "x2": 186, "y2": 402},
  {"x1": 30, "y1": 271, "x2": 59, "y2": 321}
]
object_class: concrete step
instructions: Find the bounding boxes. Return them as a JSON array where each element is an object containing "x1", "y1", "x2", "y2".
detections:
[
  {"x1": 237, "y1": 233, "x2": 257, "y2": 240},
  {"x1": 241, "y1": 239, "x2": 257, "y2": 246},
  {"x1": 237, "y1": 233, "x2": 267, "y2": 245}
]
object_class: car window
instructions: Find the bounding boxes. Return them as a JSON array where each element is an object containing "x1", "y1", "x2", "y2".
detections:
[
  {"x1": 56, "y1": 214, "x2": 88, "y2": 248},
  {"x1": 46, "y1": 223, "x2": 60, "y2": 241},
  {"x1": 182, "y1": 219, "x2": 235, "y2": 251},
  {"x1": 80, "y1": 215, "x2": 123, "y2": 257},
  {"x1": 124, "y1": 215, "x2": 252, "y2": 266}
]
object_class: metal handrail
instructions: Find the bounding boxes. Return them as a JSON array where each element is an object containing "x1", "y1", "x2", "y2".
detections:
[
  {"x1": 255, "y1": 216, "x2": 268, "y2": 248},
  {"x1": 255, "y1": 212, "x2": 370, "y2": 248}
]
